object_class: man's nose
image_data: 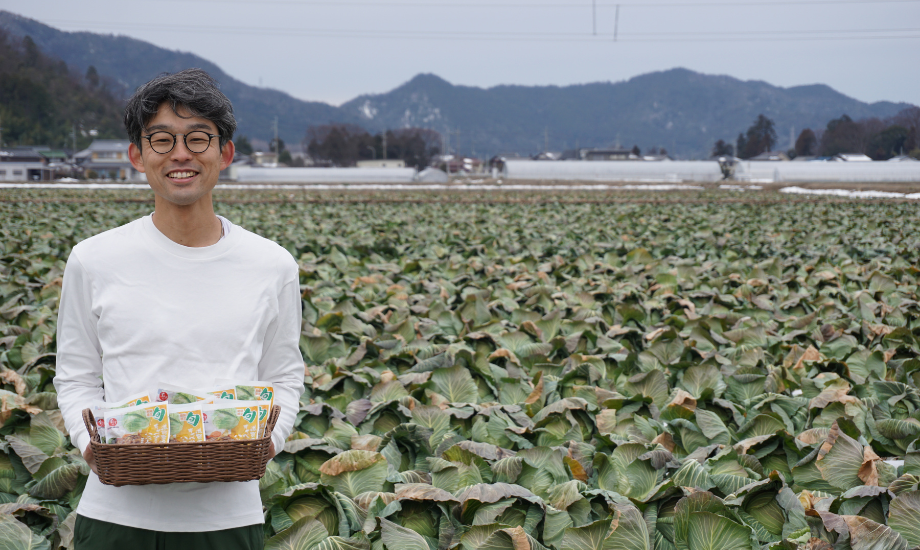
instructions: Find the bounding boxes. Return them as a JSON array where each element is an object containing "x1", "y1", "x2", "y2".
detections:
[{"x1": 170, "y1": 135, "x2": 194, "y2": 160}]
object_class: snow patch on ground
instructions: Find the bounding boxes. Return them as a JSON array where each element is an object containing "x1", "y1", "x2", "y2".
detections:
[{"x1": 779, "y1": 186, "x2": 917, "y2": 199}]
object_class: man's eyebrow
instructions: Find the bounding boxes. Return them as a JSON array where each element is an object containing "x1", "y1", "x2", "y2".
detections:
[{"x1": 144, "y1": 122, "x2": 215, "y2": 132}]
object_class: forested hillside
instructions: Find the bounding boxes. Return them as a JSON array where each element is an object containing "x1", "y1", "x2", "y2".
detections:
[{"x1": 0, "y1": 29, "x2": 125, "y2": 150}]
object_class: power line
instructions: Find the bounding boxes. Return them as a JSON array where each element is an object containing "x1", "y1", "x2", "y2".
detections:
[
  {"x1": 43, "y1": 20, "x2": 920, "y2": 43},
  {"x1": 132, "y1": 0, "x2": 920, "y2": 6}
]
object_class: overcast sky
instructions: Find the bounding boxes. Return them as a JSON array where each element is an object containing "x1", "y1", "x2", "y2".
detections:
[{"x1": 5, "y1": 0, "x2": 919, "y2": 107}]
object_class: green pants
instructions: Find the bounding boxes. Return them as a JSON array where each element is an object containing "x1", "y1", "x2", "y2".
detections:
[{"x1": 74, "y1": 515, "x2": 264, "y2": 550}]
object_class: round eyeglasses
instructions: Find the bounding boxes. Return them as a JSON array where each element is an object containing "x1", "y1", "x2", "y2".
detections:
[{"x1": 142, "y1": 131, "x2": 218, "y2": 154}]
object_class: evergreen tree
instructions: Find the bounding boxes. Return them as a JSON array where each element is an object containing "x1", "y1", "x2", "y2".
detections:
[
  {"x1": 740, "y1": 114, "x2": 777, "y2": 158},
  {"x1": 794, "y1": 129, "x2": 817, "y2": 157}
]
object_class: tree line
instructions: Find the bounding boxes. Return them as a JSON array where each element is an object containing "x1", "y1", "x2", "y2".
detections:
[
  {"x1": 713, "y1": 108, "x2": 920, "y2": 160},
  {"x1": 0, "y1": 30, "x2": 125, "y2": 150},
  {"x1": 304, "y1": 124, "x2": 441, "y2": 169}
]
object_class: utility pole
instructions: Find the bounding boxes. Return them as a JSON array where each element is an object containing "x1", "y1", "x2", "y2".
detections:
[
  {"x1": 382, "y1": 131, "x2": 387, "y2": 160},
  {"x1": 614, "y1": 4, "x2": 620, "y2": 42},
  {"x1": 72, "y1": 123, "x2": 76, "y2": 153},
  {"x1": 273, "y1": 116, "x2": 279, "y2": 161},
  {"x1": 444, "y1": 126, "x2": 450, "y2": 176},
  {"x1": 0, "y1": 113, "x2": 3, "y2": 149},
  {"x1": 592, "y1": 0, "x2": 596, "y2": 35},
  {"x1": 544, "y1": 127, "x2": 549, "y2": 153}
]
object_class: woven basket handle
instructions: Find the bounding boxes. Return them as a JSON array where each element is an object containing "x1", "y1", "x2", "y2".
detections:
[
  {"x1": 82, "y1": 408, "x2": 101, "y2": 443},
  {"x1": 265, "y1": 405, "x2": 281, "y2": 439}
]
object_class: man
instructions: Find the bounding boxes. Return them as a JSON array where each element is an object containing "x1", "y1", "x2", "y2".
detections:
[{"x1": 54, "y1": 68, "x2": 304, "y2": 550}]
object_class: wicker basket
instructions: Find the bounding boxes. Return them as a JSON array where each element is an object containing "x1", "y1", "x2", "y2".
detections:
[{"x1": 82, "y1": 405, "x2": 280, "y2": 487}]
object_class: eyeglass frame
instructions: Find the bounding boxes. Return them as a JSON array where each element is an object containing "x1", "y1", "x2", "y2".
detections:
[{"x1": 141, "y1": 130, "x2": 220, "y2": 155}]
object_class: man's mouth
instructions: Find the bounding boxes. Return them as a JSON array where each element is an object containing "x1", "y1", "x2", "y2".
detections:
[{"x1": 166, "y1": 170, "x2": 199, "y2": 181}]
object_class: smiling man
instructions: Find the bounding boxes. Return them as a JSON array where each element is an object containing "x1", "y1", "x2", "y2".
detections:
[{"x1": 53, "y1": 69, "x2": 304, "y2": 550}]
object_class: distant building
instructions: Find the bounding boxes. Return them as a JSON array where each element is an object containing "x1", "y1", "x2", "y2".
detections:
[
  {"x1": 585, "y1": 149, "x2": 637, "y2": 161},
  {"x1": 0, "y1": 148, "x2": 53, "y2": 181},
  {"x1": 74, "y1": 140, "x2": 142, "y2": 180},
  {"x1": 749, "y1": 151, "x2": 790, "y2": 161},
  {"x1": 251, "y1": 151, "x2": 278, "y2": 167},
  {"x1": 357, "y1": 159, "x2": 406, "y2": 169},
  {"x1": 560, "y1": 148, "x2": 640, "y2": 161}
]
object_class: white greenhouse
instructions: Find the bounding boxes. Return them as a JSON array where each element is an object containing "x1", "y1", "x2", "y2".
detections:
[
  {"x1": 229, "y1": 166, "x2": 418, "y2": 183},
  {"x1": 735, "y1": 161, "x2": 920, "y2": 183},
  {"x1": 502, "y1": 160, "x2": 724, "y2": 183}
]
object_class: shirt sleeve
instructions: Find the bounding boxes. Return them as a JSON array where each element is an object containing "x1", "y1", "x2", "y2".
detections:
[
  {"x1": 258, "y1": 263, "x2": 305, "y2": 455},
  {"x1": 54, "y1": 250, "x2": 105, "y2": 455}
]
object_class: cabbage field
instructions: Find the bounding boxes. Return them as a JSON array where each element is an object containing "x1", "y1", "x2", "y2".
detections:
[{"x1": 1, "y1": 190, "x2": 920, "y2": 550}]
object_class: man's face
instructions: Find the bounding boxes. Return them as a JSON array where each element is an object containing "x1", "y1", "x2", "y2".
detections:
[{"x1": 128, "y1": 103, "x2": 234, "y2": 207}]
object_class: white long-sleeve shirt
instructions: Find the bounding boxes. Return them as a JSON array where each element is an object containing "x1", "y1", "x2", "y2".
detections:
[{"x1": 54, "y1": 214, "x2": 304, "y2": 532}]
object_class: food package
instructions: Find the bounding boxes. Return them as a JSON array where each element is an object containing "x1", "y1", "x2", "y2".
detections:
[
  {"x1": 254, "y1": 402, "x2": 271, "y2": 438},
  {"x1": 214, "y1": 379, "x2": 274, "y2": 404},
  {"x1": 103, "y1": 402, "x2": 170, "y2": 445},
  {"x1": 88, "y1": 392, "x2": 151, "y2": 437},
  {"x1": 214, "y1": 379, "x2": 274, "y2": 436},
  {"x1": 89, "y1": 400, "x2": 109, "y2": 434},
  {"x1": 153, "y1": 383, "x2": 214, "y2": 405},
  {"x1": 201, "y1": 400, "x2": 262, "y2": 441},
  {"x1": 109, "y1": 391, "x2": 152, "y2": 409},
  {"x1": 167, "y1": 402, "x2": 206, "y2": 443},
  {"x1": 206, "y1": 384, "x2": 237, "y2": 400}
]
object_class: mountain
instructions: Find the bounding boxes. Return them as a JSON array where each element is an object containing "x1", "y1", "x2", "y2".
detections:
[
  {"x1": 0, "y1": 10, "x2": 359, "y2": 149},
  {"x1": 342, "y1": 71, "x2": 912, "y2": 158},
  {"x1": 1, "y1": 10, "x2": 913, "y2": 158}
]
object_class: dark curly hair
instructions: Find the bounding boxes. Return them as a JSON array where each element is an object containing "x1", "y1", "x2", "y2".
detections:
[{"x1": 123, "y1": 68, "x2": 236, "y2": 150}]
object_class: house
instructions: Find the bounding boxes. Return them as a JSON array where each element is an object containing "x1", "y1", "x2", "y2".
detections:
[
  {"x1": 749, "y1": 151, "x2": 790, "y2": 161},
  {"x1": 74, "y1": 140, "x2": 143, "y2": 180},
  {"x1": 560, "y1": 148, "x2": 639, "y2": 161},
  {"x1": 584, "y1": 148, "x2": 638, "y2": 161},
  {"x1": 0, "y1": 148, "x2": 53, "y2": 181},
  {"x1": 251, "y1": 151, "x2": 278, "y2": 167},
  {"x1": 357, "y1": 159, "x2": 406, "y2": 169}
]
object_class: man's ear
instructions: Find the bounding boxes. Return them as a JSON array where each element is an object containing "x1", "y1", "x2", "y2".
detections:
[
  {"x1": 220, "y1": 140, "x2": 235, "y2": 171},
  {"x1": 128, "y1": 143, "x2": 146, "y2": 173}
]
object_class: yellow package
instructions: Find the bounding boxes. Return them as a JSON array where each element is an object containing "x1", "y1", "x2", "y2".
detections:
[
  {"x1": 103, "y1": 402, "x2": 170, "y2": 445},
  {"x1": 202, "y1": 400, "x2": 261, "y2": 441},
  {"x1": 168, "y1": 403, "x2": 206, "y2": 443},
  {"x1": 256, "y1": 402, "x2": 271, "y2": 438},
  {"x1": 109, "y1": 391, "x2": 152, "y2": 408},
  {"x1": 215, "y1": 379, "x2": 274, "y2": 406},
  {"x1": 206, "y1": 385, "x2": 237, "y2": 400},
  {"x1": 215, "y1": 379, "x2": 274, "y2": 436},
  {"x1": 154, "y1": 383, "x2": 214, "y2": 405}
]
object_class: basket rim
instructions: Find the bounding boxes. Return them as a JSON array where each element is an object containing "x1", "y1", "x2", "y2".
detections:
[{"x1": 82, "y1": 404, "x2": 280, "y2": 447}]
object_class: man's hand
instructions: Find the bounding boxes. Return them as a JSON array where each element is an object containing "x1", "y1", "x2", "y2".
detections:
[{"x1": 83, "y1": 445, "x2": 98, "y2": 475}]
